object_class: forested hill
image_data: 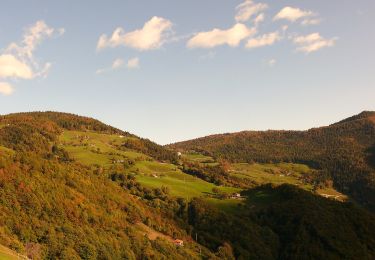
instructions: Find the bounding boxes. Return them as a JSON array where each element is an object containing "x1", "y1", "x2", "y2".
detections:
[
  {"x1": 169, "y1": 111, "x2": 375, "y2": 210},
  {"x1": 0, "y1": 112, "x2": 177, "y2": 162},
  {"x1": 0, "y1": 112, "x2": 208, "y2": 259},
  {"x1": 1, "y1": 111, "x2": 375, "y2": 259}
]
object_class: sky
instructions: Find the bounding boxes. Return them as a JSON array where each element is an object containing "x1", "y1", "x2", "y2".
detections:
[{"x1": 0, "y1": 0, "x2": 374, "y2": 144}]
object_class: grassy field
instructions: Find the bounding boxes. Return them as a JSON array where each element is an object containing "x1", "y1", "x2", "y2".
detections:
[
  {"x1": 181, "y1": 152, "x2": 215, "y2": 163},
  {"x1": 58, "y1": 131, "x2": 241, "y2": 211},
  {"x1": 58, "y1": 132, "x2": 345, "y2": 212},
  {"x1": 59, "y1": 131, "x2": 148, "y2": 166},
  {"x1": 230, "y1": 162, "x2": 313, "y2": 189},
  {"x1": 132, "y1": 160, "x2": 239, "y2": 198}
]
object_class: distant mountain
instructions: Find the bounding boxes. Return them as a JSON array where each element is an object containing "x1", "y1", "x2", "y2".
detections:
[{"x1": 169, "y1": 111, "x2": 375, "y2": 210}]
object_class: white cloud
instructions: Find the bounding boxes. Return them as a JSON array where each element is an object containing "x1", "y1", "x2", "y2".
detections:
[
  {"x1": 246, "y1": 32, "x2": 281, "y2": 49},
  {"x1": 187, "y1": 23, "x2": 256, "y2": 49},
  {"x1": 0, "y1": 82, "x2": 14, "y2": 96},
  {"x1": 97, "y1": 16, "x2": 173, "y2": 51},
  {"x1": 96, "y1": 57, "x2": 139, "y2": 74},
  {"x1": 301, "y1": 18, "x2": 321, "y2": 26},
  {"x1": 0, "y1": 54, "x2": 33, "y2": 79},
  {"x1": 112, "y1": 58, "x2": 124, "y2": 69},
  {"x1": 235, "y1": 0, "x2": 268, "y2": 23},
  {"x1": 2, "y1": 20, "x2": 62, "y2": 80},
  {"x1": 6, "y1": 20, "x2": 57, "y2": 61},
  {"x1": 293, "y1": 33, "x2": 337, "y2": 53},
  {"x1": 127, "y1": 57, "x2": 140, "y2": 69},
  {"x1": 274, "y1": 6, "x2": 315, "y2": 22},
  {"x1": 254, "y1": 13, "x2": 265, "y2": 25},
  {"x1": 0, "y1": 21, "x2": 63, "y2": 95}
]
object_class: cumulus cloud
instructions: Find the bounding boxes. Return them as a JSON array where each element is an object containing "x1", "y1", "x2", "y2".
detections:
[
  {"x1": 246, "y1": 31, "x2": 281, "y2": 49},
  {"x1": 293, "y1": 33, "x2": 337, "y2": 53},
  {"x1": 112, "y1": 58, "x2": 124, "y2": 69},
  {"x1": 301, "y1": 18, "x2": 321, "y2": 26},
  {"x1": 0, "y1": 82, "x2": 14, "y2": 96},
  {"x1": 6, "y1": 20, "x2": 56, "y2": 61},
  {"x1": 0, "y1": 20, "x2": 63, "y2": 95},
  {"x1": 254, "y1": 13, "x2": 265, "y2": 25},
  {"x1": 274, "y1": 6, "x2": 315, "y2": 22},
  {"x1": 96, "y1": 58, "x2": 124, "y2": 74},
  {"x1": 187, "y1": 23, "x2": 256, "y2": 49},
  {"x1": 0, "y1": 54, "x2": 33, "y2": 79},
  {"x1": 96, "y1": 57, "x2": 139, "y2": 74},
  {"x1": 235, "y1": 0, "x2": 268, "y2": 23},
  {"x1": 127, "y1": 57, "x2": 140, "y2": 69},
  {"x1": 97, "y1": 16, "x2": 173, "y2": 51}
]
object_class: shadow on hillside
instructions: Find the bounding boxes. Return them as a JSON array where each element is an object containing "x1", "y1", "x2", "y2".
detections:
[{"x1": 366, "y1": 144, "x2": 375, "y2": 168}]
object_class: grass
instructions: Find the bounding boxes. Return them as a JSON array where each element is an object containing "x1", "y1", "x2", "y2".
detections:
[
  {"x1": 59, "y1": 130, "x2": 148, "y2": 167},
  {"x1": 63, "y1": 145, "x2": 112, "y2": 166},
  {"x1": 58, "y1": 131, "x2": 345, "y2": 212},
  {"x1": 181, "y1": 152, "x2": 216, "y2": 164},
  {"x1": 131, "y1": 160, "x2": 239, "y2": 198},
  {"x1": 58, "y1": 131, "x2": 241, "y2": 209},
  {"x1": 230, "y1": 162, "x2": 313, "y2": 190},
  {"x1": 230, "y1": 162, "x2": 347, "y2": 201}
]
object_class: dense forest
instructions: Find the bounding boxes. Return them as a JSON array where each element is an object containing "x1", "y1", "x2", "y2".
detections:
[
  {"x1": 188, "y1": 184, "x2": 375, "y2": 259},
  {"x1": 170, "y1": 111, "x2": 375, "y2": 211},
  {"x1": 0, "y1": 112, "x2": 209, "y2": 259},
  {"x1": 1, "y1": 111, "x2": 375, "y2": 259}
]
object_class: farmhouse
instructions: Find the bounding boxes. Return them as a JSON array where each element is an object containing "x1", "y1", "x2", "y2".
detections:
[
  {"x1": 231, "y1": 193, "x2": 242, "y2": 199},
  {"x1": 173, "y1": 239, "x2": 184, "y2": 246}
]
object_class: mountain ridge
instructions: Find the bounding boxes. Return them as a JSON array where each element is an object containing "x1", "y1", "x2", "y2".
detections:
[{"x1": 169, "y1": 111, "x2": 375, "y2": 211}]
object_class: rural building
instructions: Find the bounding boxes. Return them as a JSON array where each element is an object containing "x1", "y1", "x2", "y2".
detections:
[
  {"x1": 231, "y1": 193, "x2": 242, "y2": 199},
  {"x1": 173, "y1": 239, "x2": 184, "y2": 246}
]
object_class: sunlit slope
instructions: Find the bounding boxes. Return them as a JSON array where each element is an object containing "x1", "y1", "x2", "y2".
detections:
[
  {"x1": 58, "y1": 130, "x2": 239, "y2": 200},
  {"x1": 170, "y1": 111, "x2": 375, "y2": 210}
]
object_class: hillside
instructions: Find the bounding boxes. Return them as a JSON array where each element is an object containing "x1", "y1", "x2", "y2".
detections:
[
  {"x1": 0, "y1": 112, "x2": 219, "y2": 259},
  {"x1": 169, "y1": 111, "x2": 375, "y2": 210},
  {"x1": 1, "y1": 111, "x2": 375, "y2": 259}
]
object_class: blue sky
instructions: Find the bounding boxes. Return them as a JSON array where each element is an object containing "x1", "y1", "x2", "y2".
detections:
[{"x1": 0, "y1": 0, "x2": 374, "y2": 144}]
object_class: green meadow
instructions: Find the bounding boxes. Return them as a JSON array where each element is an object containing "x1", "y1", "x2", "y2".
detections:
[
  {"x1": 230, "y1": 162, "x2": 312, "y2": 189},
  {"x1": 58, "y1": 131, "x2": 241, "y2": 211},
  {"x1": 57, "y1": 132, "x2": 346, "y2": 213}
]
